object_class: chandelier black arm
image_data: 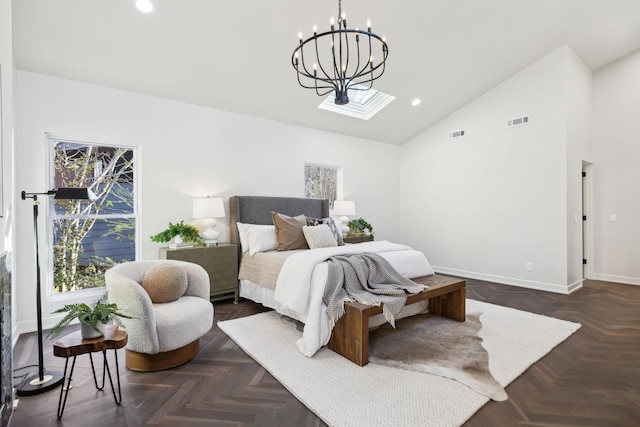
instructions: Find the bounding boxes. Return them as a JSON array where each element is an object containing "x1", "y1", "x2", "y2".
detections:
[
  {"x1": 351, "y1": 33, "x2": 361, "y2": 86},
  {"x1": 339, "y1": 22, "x2": 348, "y2": 87},
  {"x1": 294, "y1": 43, "x2": 315, "y2": 80},
  {"x1": 316, "y1": 32, "x2": 338, "y2": 87},
  {"x1": 348, "y1": 40, "x2": 388, "y2": 82},
  {"x1": 293, "y1": 54, "x2": 344, "y2": 89},
  {"x1": 295, "y1": 70, "x2": 336, "y2": 96},
  {"x1": 346, "y1": 60, "x2": 386, "y2": 91},
  {"x1": 344, "y1": 31, "x2": 374, "y2": 84}
]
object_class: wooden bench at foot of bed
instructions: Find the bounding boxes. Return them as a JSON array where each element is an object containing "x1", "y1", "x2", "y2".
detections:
[{"x1": 327, "y1": 274, "x2": 466, "y2": 366}]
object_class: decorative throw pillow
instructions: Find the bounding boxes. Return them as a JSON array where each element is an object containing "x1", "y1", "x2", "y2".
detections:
[
  {"x1": 272, "y1": 212, "x2": 309, "y2": 251},
  {"x1": 245, "y1": 224, "x2": 278, "y2": 255},
  {"x1": 303, "y1": 224, "x2": 338, "y2": 249},
  {"x1": 142, "y1": 262, "x2": 188, "y2": 303},
  {"x1": 306, "y1": 216, "x2": 344, "y2": 246},
  {"x1": 236, "y1": 222, "x2": 250, "y2": 253}
]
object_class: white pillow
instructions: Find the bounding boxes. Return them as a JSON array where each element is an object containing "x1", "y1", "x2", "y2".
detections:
[
  {"x1": 246, "y1": 224, "x2": 278, "y2": 255},
  {"x1": 236, "y1": 222, "x2": 250, "y2": 253},
  {"x1": 302, "y1": 224, "x2": 338, "y2": 249}
]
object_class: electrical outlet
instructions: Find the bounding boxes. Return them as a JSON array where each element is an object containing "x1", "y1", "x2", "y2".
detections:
[{"x1": 526, "y1": 262, "x2": 533, "y2": 271}]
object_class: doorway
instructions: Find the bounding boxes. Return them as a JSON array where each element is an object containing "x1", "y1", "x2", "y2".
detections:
[{"x1": 582, "y1": 161, "x2": 593, "y2": 279}]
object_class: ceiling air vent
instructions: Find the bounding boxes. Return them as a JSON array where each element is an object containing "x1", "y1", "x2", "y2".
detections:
[
  {"x1": 507, "y1": 115, "x2": 530, "y2": 128},
  {"x1": 448, "y1": 130, "x2": 465, "y2": 139}
]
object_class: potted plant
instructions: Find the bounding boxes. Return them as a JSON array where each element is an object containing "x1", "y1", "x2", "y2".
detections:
[
  {"x1": 347, "y1": 217, "x2": 374, "y2": 237},
  {"x1": 150, "y1": 220, "x2": 203, "y2": 246},
  {"x1": 48, "y1": 294, "x2": 133, "y2": 339}
]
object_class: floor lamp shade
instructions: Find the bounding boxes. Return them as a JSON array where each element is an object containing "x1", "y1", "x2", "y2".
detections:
[
  {"x1": 53, "y1": 187, "x2": 97, "y2": 200},
  {"x1": 193, "y1": 197, "x2": 225, "y2": 246},
  {"x1": 17, "y1": 187, "x2": 93, "y2": 396}
]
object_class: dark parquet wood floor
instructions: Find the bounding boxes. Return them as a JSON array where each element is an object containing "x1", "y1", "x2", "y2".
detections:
[{"x1": 9, "y1": 278, "x2": 640, "y2": 426}]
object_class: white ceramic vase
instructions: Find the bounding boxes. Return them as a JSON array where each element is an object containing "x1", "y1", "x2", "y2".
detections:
[{"x1": 80, "y1": 320, "x2": 106, "y2": 339}]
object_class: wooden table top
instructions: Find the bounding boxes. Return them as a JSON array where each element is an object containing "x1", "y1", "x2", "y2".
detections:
[{"x1": 53, "y1": 328, "x2": 128, "y2": 358}]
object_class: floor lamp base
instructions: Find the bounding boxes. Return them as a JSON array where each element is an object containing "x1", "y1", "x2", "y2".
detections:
[{"x1": 16, "y1": 370, "x2": 65, "y2": 396}]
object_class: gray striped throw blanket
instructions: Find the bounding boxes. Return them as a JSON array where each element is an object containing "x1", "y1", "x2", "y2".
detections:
[{"x1": 324, "y1": 253, "x2": 426, "y2": 328}]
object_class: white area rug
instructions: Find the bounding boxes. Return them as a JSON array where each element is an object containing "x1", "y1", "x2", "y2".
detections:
[{"x1": 218, "y1": 300, "x2": 581, "y2": 427}]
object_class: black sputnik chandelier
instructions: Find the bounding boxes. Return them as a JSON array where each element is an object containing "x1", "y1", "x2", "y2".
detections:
[{"x1": 292, "y1": 0, "x2": 389, "y2": 106}]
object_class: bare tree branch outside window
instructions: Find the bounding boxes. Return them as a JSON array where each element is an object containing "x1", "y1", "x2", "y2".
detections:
[
  {"x1": 304, "y1": 163, "x2": 339, "y2": 208},
  {"x1": 50, "y1": 138, "x2": 137, "y2": 293}
]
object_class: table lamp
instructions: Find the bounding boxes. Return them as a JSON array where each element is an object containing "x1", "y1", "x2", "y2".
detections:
[
  {"x1": 332, "y1": 200, "x2": 356, "y2": 236},
  {"x1": 193, "y1": 197, "x2": 225, "y2": 246}
]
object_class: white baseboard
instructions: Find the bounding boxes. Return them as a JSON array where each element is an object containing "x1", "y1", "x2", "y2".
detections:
[
  {"x1": 432, "y1": 266, "x2": 579, "y2": 295},
  {"x1": 592, "y1": 273, "x2": 640, "y2": 286}
]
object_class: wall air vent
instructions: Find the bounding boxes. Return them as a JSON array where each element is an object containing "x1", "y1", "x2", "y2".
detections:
[
  {"x1": 507, "y1": 115, "x2": 530, "y2": 128},
  {"x1": 448, "y1": 130, "x2": 465, "y2": 139}
]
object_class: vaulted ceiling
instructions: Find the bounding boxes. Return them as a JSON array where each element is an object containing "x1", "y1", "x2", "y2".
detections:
[{"x1": 12, "y1": 0, "x2": 640, "y2": 145}]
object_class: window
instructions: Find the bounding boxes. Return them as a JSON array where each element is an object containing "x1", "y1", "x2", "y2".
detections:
[
  {"x1": 49, "y1": 136, "x2": 137, "y2": 293},
  {"x1": 304, "y1": 163, "x2": 340, "y2": 207}
]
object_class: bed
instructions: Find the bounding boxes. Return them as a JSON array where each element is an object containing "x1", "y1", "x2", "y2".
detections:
[{"x1": 229, "y1": 195, "x2": 465, "y2": 365}]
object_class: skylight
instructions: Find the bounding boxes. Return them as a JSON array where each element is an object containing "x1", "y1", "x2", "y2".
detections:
[{"x1": 318, "y1": 85, "x2": 395, "y2": 120}]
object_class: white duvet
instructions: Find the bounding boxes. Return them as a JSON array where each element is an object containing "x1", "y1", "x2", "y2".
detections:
[{"x1": 272, "y1": 240, "x2": 435, "y2": 357}]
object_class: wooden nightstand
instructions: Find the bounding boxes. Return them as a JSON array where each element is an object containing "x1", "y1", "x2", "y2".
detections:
[
  {"x1": 159, "y1": 244, "x2": 238, "y2": 303},
  {"x1": 343, "y1": 235, "x2": 374, "y2": 244}
]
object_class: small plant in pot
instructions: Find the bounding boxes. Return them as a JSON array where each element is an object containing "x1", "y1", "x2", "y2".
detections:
[
  {"x1": 48, "y1": 294, "x2": 133, "y2": 339},
  {"x1": 150, "y1": 220, "x2": 203, "y2": 246},
  {"x1": 347, "y1": 217, "x2": 374, "y2": 237}
]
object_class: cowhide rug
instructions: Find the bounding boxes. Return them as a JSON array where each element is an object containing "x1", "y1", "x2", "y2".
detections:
[{"x1": 368, "y1": 311, "x2": 508, "y2": 401}]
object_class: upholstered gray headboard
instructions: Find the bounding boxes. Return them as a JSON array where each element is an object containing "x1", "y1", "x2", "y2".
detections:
[{"x1": 229, "y1": 195, "x2": 330, "y2": 248}]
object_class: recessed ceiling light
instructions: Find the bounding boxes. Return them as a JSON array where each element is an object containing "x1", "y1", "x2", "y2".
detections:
[
  {"x1": 134, "y1": 0, "x2": 155, "y2": 14},
  {"x1": 411, "y1": 98, "x2": 422, "y2": 107}
]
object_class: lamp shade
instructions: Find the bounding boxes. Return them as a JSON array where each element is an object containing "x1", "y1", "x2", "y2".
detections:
[
  {"x1": 54, "y1": 187, "x2": 97, "y2": 200},
  {"x1": 193, "y1": 197, "x2": 225, "y2": 219},
  {"x1": 332, "y1": 200, "x2": 356, "y2": 216}
]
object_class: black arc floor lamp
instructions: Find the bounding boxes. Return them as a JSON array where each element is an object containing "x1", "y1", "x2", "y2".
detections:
[{"x1": 17, "y1": 187, "x2": 94, "y2": 396}]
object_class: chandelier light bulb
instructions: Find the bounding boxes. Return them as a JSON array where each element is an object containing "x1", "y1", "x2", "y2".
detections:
[
  {"x1": 367, "y1": 19, "x2": 372, "y2": 28},
  {"x1": 330, "y1": 17, "x2": 335, "y2": 25},
  {"x1": 313, "y1": 25, "x2": 318, "y2": 33}
]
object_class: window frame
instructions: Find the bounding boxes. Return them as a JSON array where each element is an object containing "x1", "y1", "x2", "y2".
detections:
[
  {"x1": 303, "y1": 162, "x2": 343, "y2": 207},
  {"x1": 45, "y1": 133, "x2": 140, "y2": 300}
]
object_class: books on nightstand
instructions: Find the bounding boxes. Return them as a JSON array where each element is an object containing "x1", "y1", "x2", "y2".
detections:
[{"x1": 168, "y1": 243, "x2": 194, "y2": 249}]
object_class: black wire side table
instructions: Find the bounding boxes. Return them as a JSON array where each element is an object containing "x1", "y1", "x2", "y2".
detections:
[{"x1": 53, "y1": 328, "x2": 128, "y2": 418}]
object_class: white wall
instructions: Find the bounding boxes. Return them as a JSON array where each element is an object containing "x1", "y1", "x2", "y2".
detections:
[
  {"x1": 592, "y1": 48, "x2": 640, "y2": 285},
  {"x1": 399, "y1": 46, "x2": 579, "y2": 293},
  {"x1": 15, "y1": 71, "x2": 401, "y2": 333},
  {"x1": 565, "y1": 48, "x2": 593, "y2": 287}
]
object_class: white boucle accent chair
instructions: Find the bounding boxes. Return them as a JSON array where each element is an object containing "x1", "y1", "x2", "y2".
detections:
[{"x1": 105, "y1": 260, "x2": 213, "y2": 372}]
